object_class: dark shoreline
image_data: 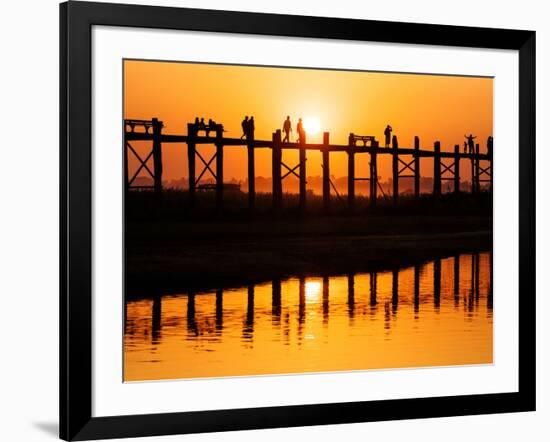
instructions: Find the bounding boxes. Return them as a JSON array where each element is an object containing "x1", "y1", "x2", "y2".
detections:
[{"x1": 125, "y1": 215, "x2": 492, "y2": 299}]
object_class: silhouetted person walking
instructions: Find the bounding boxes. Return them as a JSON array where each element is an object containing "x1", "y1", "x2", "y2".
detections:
[
  {"x1": 241, "y1": 116, "x2": 249, "y2": 139},
  {"x1": 384, "y1": 125, "x2": 393, "y2": 147},
  {"x1": 487, "y1": 136, "x2": 493, "y2": 156},
  {"x1": 297, "y1": 118, "x2": 306, "y2": 144},
  {"x1": 465, "y1": 134, "x2": 477, "y2": 154},
  {"x1": 283, "y1": 116, "x2": 292, "y2": 143},
  {"x1": 248, "y1": 116, "x2": 255, "y2": 140}
]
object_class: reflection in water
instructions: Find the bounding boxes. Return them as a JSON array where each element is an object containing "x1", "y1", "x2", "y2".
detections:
[{"x1": 125, "y1": 252, "x2": 493, "y2": 381}]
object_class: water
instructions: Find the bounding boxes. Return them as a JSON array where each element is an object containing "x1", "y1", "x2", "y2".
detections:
[{"x1": 124, "y1": 252, "x2": 492, "y2": 381}]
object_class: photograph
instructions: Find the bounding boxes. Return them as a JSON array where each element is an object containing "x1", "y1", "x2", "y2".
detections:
[{"x1": 123, "y1": 60, "x2": 494, "y2": 382}]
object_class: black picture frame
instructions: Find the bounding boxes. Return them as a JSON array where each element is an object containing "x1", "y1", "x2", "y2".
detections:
[{"x1": 60, "y1": 1, "x2": 536, "y2": 440}]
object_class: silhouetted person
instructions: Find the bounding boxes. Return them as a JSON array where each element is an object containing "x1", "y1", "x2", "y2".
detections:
[
  {"x1": 465, "y1": 134, "x2": 477, "y2": 154},
  {"x1": 194, "y1": 117, "x2": 200, "y2": 127},
  {"x1": 206, "y1": 118, "x2": 214, "y2": 137},
  {"x1": 464, "y1": 141, "x2": 468, "y2": 154},
  {"x1": 487, "y1": 136, "x2": 493, "y2": 156},
  {"x1": 384, "y1": 125, "x2": 393, "y2": 147},
  {"x1": 248, "y1": 116, "x2": 255, "y2": 139},
  {"x1": 241, "y1": 116, "x2": 249, "y2": 139},
  {"x1": 199, "y1": 118, "x2": 206, "y2": 133},
  {"x1": 297, "y1": 118, "x2": 306, "y2": 143},
  {"x1": 282, "y1": 116, "x2": 292, "y2": 143}
]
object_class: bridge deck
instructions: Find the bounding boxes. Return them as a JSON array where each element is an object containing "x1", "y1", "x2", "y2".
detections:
[{"x1": 125, "y1": 132, "x2": 490, "y2": 160}]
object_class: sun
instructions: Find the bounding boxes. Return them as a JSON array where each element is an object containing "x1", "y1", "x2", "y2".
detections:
[{"x1": 303, "y1": 117, "x2": 321, "y2": 135}]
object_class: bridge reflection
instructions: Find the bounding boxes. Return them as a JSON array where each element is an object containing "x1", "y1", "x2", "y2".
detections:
[{"x1": 133, "y1": 252, "x2": 492, "y2": 345}]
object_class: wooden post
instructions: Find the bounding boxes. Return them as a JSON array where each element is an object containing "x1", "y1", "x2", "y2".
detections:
[
  {"x1": 124, "y1": 130, "x2": 129, "y2": 193},
  {"x1": 414, "y1": 136, "x2": 420, "y2": 200},
  {"x1": 488, "y1": 137, "x2": 494, "y2": 193},
  {"x1": 348, "y1": 133, "x2": 355, "y2": 211},
  {"x1": 215, "y1": 125, "x2": 224, "y2": 211},
  {"x1": 187, "y1": 123, "x2": 196, "y2": 207},
  {"x1": 247, "y1": 129, "x2": 255, "y2": 211},
  {"x1": 470, "y1": 145, "x2": 475, "y2": 194},
  {"x1": 475, "y1": 143, "x2": 480, "y2": 192},
  {"x1": 392, "y1": 135, "x2": 399, "y2": 205},
  {"x1": 299, "y1": 134, "x2": 307, "y2": 214},
  {"x1": 370, "y1": 144, "x2": 378, "y2": 207},
  {"x1": 322, "y1": 132, "x2": 330, "y2": 211},
  {"x1": 433, "y1": 141, "x2": 441, "y2": 197},
  {"x1": 272, "y1": 130, "x2": 282, "y2": 211},
  {"x1": 454, "y1": 144, "x2": 461, "y2": 193},
  {"x1": 152, "y1": 118, "x2": 163, "y2": 198}
]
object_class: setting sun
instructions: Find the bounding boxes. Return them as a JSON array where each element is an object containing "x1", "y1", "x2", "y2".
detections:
[{"x1": 303, "y1": 117, "x2": 321, "y2": 135}]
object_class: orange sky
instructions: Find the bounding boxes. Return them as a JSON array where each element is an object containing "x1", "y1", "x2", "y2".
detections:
[{"x1": 124, "y1": 60, "x2": 493, "y2": 183}]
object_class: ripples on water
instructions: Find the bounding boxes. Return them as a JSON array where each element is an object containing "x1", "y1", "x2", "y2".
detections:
[{"x1": 124, "y1": 252, "x2": 492, "y2": 381}]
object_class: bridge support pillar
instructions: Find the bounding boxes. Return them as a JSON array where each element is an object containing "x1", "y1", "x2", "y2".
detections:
[
  {"x1": 272, "y1": 130, "x2": 282, "y2": 211},
  {"x1": 392, "y1": 135, "x2": 399, "y2": 205},
  {"x1": 414, "y1": 136, "x2": 420, "y2": 199},
  {"x1": 187, "y1": 123, "x2": 196, "y2": 208},
  {"x1": 433, "y1": 141, "x2": 441, "y2": 197},
  {"x1": 347, "y1": 133, "x2": 355, "y2": 212},
  {"x1": 322, "y1": 132, "x2": 330, "y2": 212},
  {"x1": 215, "y1": 126, "x2": 224, "y2": 212},
  {"x1": 454, "y1": 144, "x2": 461, "y2": 193}
]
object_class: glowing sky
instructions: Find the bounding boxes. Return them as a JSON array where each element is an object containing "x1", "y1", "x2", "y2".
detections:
[{"x1": 124, "y1": 60, "x2": 493, "y2": 182}]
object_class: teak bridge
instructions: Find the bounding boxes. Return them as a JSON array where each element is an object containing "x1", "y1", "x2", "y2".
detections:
[{"x1": 124, "y1": 118, "x2": 493, "y2": 211}]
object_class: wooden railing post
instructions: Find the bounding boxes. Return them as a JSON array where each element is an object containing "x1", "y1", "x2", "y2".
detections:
[
  {"x1": 272, "y1": 130, "x2": 282, "y2": 211},
  {"x1": 392, "y1": 135, "x2": 399, "y2": 205},
  {"x1": 322, "y1": 132, "x2": 330, "y2": 212},
  {"x1": 454, "y1": 144, "x2": 461, "y2": 194},
  {"x1": 348, "y1": 133, "x2": 355, "y2": 211},
  {"x1": 215, "y1": 125, "x2": 224, "y2": 211},
  {"x1": 187, "y1": 123, "x2": 196, "y2": 207},
  {"x1": 152, "y1": 118, "x2": 163, "y2": 199},
  {"x1": 414, "y1": 136, "x2": 420, "y2": 200},
  {"x1": 433, "y1": 141, "x2": 441, "y2": 197}
]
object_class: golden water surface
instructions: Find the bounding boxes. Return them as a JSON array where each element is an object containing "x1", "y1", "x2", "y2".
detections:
[{"x1": 124, "y1": 253, "x2": 492, "y2": 381}]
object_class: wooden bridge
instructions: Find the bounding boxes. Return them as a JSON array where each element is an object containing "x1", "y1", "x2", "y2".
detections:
[{"x1": 124, "y1": 118, "x2": 493, "y2": 212}]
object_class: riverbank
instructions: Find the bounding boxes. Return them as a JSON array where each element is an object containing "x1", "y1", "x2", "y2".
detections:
[{"x1": 125, "y1": 215, "x2": 491, "y2": 297}]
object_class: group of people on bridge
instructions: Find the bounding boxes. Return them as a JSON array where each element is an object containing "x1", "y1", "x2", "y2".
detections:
[
  {"x1": 192, "y1": 117, "x2": 223, "y2": 137},
  {"x1": 235, "y1": 116, "x2": 492, "y2": 155},
  {"x1": 464, "y1": 134, "x2": 493, "y2": 156},
  {"x1": 240, "y1": 116, "x2": 256, "y2": 140},
  {"x1": 282, "y1": 116, "x2": 307, "y2": 144}
]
